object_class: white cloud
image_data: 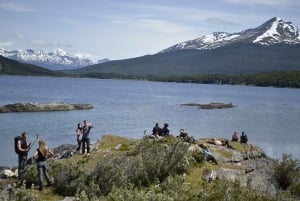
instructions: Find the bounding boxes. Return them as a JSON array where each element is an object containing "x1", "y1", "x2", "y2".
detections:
[
  {"x1": 14, "y1": 33, "x2": 24, "y2": 39},
  {"x1": 0, "y1": 41, "x2": 13, "y2": 47},
  {"x1": 29, "y1": 40, "x2": 53, "y2": 47},
  {"x1": 224, "y1": 0, "x2": 299, "y2": 6},
  {"x1": 0, "y1": 3, "x2": 34, "y2": 12},
  {"x1": 137, "y1": 19, "x2": 192, "y2": 33},
  {"x1": 206, "y1": 17, "x2": 240, "y2": 26}
]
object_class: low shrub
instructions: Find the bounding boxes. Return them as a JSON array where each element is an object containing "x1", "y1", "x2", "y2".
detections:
[
  {"x1": 49, "y1": 161, "x2": 87, "y2": 196},
  {"x1": 273, "y1": 154, "x2": 300, "y2": 190},
  {"x1": 89, "y1": 137, "x2": 195, "y2": 197},
  {"x1": 23, "y1": 164, "x2": 39, "y2": 188}
]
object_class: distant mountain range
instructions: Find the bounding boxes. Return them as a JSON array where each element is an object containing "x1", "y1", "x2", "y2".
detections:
[
  {"x1": 1, "y1": 17, "x2": 300, "y2": 88},
  {"x1": 0, "y1": 47, "x2": 109, "y2": 70},
  {"x1": 67, "y1": 17, "x2": 300, "y2": 76}
]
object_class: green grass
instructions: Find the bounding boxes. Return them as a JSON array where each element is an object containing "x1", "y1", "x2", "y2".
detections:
[{"x1": 5, "y1": 135, "x2": 299, "y2": 201}]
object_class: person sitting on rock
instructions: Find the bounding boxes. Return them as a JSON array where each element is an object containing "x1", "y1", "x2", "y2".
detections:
[
  {"x1": 207, "y1": 138, "x2": 222, "y2": 145},
  {"x1": 231, "y1": 132, "x2": 239, "y2": 142},
  {"x1": 178, "y1": 129, "x2": 196, "y2": 143},
  {"x1": 152, "y1": 123, "x2": 163, "y2": 137},
  {"x1": 240, "y1": 131, "x2": 248, "y2": 144},
  {"x1": 199, "y1": 144, "x2": 218, "y2": 165},
  {"x1": 162, "y1": 123, "x2": 173, "y2": 137}
]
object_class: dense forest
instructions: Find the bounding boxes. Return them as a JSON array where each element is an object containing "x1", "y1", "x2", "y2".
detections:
[{"x1": 79, "y1": 71, "x2": 300, "y2": 88}]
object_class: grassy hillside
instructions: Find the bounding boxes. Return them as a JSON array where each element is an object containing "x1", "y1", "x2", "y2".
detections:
[
  {"x1": 0, "y1": 55, "x2": 62, "y2": 76},
  {"x1": 2, "y1": 135, "x2": 300, "y2": 201},
  {"x1": 68, "y1": 43, "x2": 300, "y2": 76}
]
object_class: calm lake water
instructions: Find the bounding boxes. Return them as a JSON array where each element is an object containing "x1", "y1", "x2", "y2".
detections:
[{"x1": 0, "y1": 75, "x2": 300, "y2": 167}]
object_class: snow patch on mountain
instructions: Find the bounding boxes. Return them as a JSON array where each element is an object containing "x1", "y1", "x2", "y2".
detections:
[
  {"x1": 159, "y1": 17, "x2": 300, "y2": 54},
  {"x1": 56, "y1": 48, "x2": 67, "y2": 56},
  {"x1": 254, "y1": 17, "x2": 300, "y2": 45}
]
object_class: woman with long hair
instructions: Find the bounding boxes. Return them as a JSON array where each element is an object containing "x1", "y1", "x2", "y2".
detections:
[
  {"x1": 76, "y1": 123, "x2": 83, "y2": 151},
  {"x1": 33, "y1": 139, "x2": 54, "y2": 191}
]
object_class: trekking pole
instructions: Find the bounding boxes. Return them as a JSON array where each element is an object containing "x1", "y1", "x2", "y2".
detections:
[{"x1": 28, "y1": 134, "x2": 39, "y2": 151}]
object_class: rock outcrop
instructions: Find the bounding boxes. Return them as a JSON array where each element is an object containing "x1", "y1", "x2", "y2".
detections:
[
  {"x1": 0, "y1": 135, "x2": 280, "y2": 199},
  {"x1": 0, "y1": 102, "x2": 93, "y2": 113},
  {"x1": 182, "y1": 102, "x2": 236, "y2": 109}
]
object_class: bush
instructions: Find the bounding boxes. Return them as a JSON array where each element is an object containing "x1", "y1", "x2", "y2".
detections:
[
  {"x1": 50, "y1": 161, "x2": 87, "y2": 196},
  {"x1": 105, "y1": 176, "x2": 197, "y2": 201},
  {"x1": 134, "y1": 137, "x2": 191, "y2": 183},
  {"x1": 89, "y1": 137, "x2": 194, "y2": 197},
  {"x1": 104, "y1": 176, "x2": 278, "y2": 201},
  {"x1": 1, "y1": 181, "x2": 40, "y2": 201},
  {"x1": 273, "y1": 154, "x2": 300, "y2": 190},
  {"x1": 23, "y1": 164, "x2": 39, "y2": 188},
  {"x1": 91, "y1": 153, "x2": 130, "y2": 196}
]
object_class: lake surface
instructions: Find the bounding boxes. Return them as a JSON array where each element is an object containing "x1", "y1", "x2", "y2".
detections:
[{"x1": 0, "y1": 75, "x2": 300, "y2": 167}]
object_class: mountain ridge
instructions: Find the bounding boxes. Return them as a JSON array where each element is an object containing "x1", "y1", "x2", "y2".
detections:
[
  {"x1": 159, "y1": 17, "x2": 300, "y2": 53},
  {"x1": 65, "y1": 17, "x2": 300, "y2": 77},
  {"x1": 0, "y1": 47, "x2": 109, "y2": 70}
]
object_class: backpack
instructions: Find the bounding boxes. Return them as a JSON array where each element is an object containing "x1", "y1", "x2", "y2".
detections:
[{"x1": 14, "y1": 136, "x2": 22, "y2": 154}]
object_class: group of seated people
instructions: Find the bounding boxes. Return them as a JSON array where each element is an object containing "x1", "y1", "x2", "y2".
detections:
[
  {"x1": 150, "y1": 123, "x2": 196, "y2": 143},
  {"x1": 149, "y1": 124, "x2": 251, "y2": 166},
  {"x1": 231, "y1": 131, "x2": 248, "y2": 144},
  {"x1": 150, "y1": 123, "x2": 217, "y2": 164}
]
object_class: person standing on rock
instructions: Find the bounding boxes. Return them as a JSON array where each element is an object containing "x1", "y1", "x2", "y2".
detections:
[
  {"x1": 76, "y1": 123, "x2": 83, "y2": 151},
  {"x1": 34, "y1": 139, "x2": 53, "y2": 191},
  {"x1": 82, "y1": 120, "x2": 94, "y2": 155},
  {"x1": 15, "y1": 132, "x2": 31, "y2": 179}
]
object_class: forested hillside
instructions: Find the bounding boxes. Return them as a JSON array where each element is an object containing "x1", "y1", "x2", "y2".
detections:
[{"x1": 0, "y1": 56, "x2": 62, "y2": 76}]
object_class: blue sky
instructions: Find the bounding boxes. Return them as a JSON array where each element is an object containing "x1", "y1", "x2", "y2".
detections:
[{"x1": 0, "y1": 0, "x2": 299, "y2": 60}]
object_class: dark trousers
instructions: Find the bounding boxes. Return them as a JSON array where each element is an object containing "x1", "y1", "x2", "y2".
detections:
[
  {"x1": 82, "y1": 137, "x2": 90, "y2": 154},
  {"x1": 76, "y1": 138, "x2": 82, "y2": 151},
  {"x1": 207, "y1": 154, "x2": 218, "y2": 165},
  {"x1": 18, "y1": 154, "x2": 27, "y2": 179}
]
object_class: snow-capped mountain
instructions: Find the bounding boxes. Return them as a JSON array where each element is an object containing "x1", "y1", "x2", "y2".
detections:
[
  {"x1": 0, "y1": 48, "x2": 109, "y2": 70},
  {"x1": 159, "y1": 17, "x2": 300, "y2": 53}
]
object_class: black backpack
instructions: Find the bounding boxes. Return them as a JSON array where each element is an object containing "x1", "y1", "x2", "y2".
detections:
[{"x1": 14, "y1": 136, "x2": 22, "y2": 154}]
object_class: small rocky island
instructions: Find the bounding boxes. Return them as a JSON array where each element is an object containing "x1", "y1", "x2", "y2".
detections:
[
  {"x1": 182, "y1": 102, "x2": 235, "y2": 109},
  {"x1": 0, "y1": 102, "x2": 93, "y2": 113}
]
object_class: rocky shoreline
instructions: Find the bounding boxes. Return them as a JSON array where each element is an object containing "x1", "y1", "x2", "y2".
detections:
[{"x1": 0, "y1": 102, "x2": 93, "y2": 113}]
